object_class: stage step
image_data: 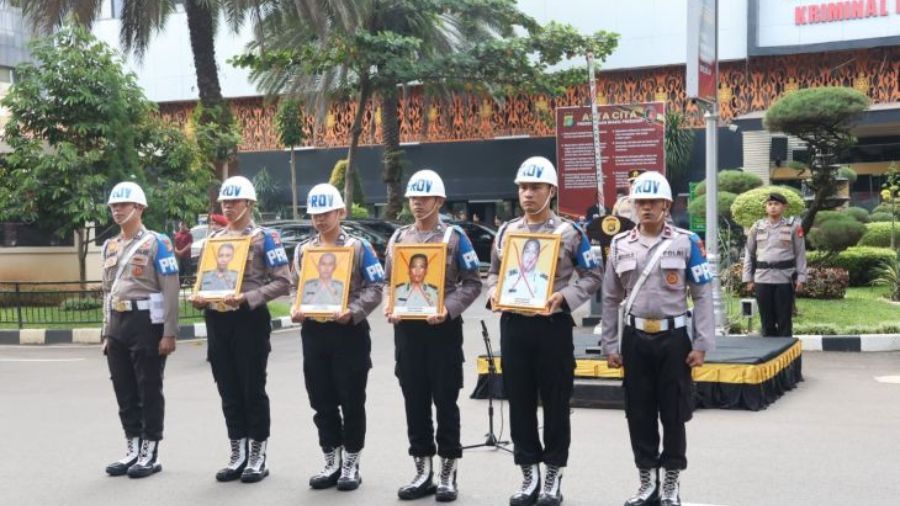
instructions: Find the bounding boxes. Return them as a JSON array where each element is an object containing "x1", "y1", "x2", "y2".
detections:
[{"x1": 572, "y1": 377, "x2": 623, "y2": 409}]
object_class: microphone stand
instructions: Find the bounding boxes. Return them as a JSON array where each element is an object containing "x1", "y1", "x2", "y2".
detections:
[{"x1": 463, "y1": 320, "x2": 512, "y2": 453}]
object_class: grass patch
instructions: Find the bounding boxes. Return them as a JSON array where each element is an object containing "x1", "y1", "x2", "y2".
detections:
[
  {"x1": 726, "y1": 286, "x2": 900, "y2": 335},
  {"x1": 0, "y1": 300, "x2": 292, "y2": 330}
]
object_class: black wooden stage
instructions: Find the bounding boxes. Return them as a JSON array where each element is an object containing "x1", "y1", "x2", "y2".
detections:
[{"x1": 470, "y1": 334, "x2": 803, "y2": 411}]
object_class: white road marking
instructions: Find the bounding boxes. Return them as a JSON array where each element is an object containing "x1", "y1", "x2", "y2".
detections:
[
  {"x1": 0, "y1": 358, "x2": 85, "y2": 363},
  {"x1": 874, "y1": 375, "x2": 900, "y2": 384}
]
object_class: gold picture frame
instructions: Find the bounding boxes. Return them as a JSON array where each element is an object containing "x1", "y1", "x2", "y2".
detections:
[
  {"x1": 389, "y1": 243, "x2": 446, "y2": 319},
  {"x1": 495, "y1": 232, "x2": 561, "y2": 313},
  {"x1": 193, "y1": 236, "x2": 251, "y2": 300},
  {"x1": 295, "y1": 246, "x2": 354, "y2": 317}
]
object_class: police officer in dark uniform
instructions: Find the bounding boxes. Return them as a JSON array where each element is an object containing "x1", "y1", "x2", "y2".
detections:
[
  {"x1": 385, "y1": 169, "x2": 482, "y2": 503},
  {"x1": 190, "y1": 176, "x2": 290, "y2": 483},
  {"x1": 742, "y1": 192, "x2": 807, "y2": 336},
  {"x1": 488, "y1": 157, "x2": 603, "y2": 506},
  {"x1": 601, "y1": 171, "x2": 715, "y2": 506},
  {"x1": 101, "y1": 182, "x2": 180, "y2": 478},
  {"x1": 291, "y1": 183, "x2": 384, "y2": 492}
]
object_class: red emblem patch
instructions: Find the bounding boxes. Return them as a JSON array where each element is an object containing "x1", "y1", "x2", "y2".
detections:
[
  {"x1": 796, "y1": 227, "x2": 804, "y2": 238},
  {"x1": 697, "y1": 239, "x2": 707, "y2": 258},
  {"x1": 132, "y1": 265, "x2": 144, "y2": 277}
]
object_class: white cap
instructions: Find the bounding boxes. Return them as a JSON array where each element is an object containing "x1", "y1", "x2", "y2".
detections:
[
  {"x1": 107, "y1": 182, "x2": 147, "y2": 207},
  {"x1": 514, "y1": 156, "x2": 558, "y2": 187},
  {"x1": 306, "y1": 183, "x2": 345, "y2": 214},
  {"x1": 630, "y1": 171, "x2": 672, "y2": 201},
  {"x1": 405, "y1": 169, "x2": 446, "y2": 198},
  {"x1": 218, "y1": 176, "x2": 257, "y2": 202}
]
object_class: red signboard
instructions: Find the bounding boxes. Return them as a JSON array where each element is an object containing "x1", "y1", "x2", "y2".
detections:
[{"x1": 555, "y1": 103, "x2": 666, "y2": 217}]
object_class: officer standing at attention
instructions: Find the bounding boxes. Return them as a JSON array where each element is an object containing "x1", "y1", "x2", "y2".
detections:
[
  {"x1": 291, "y1": 183, "x2": 384, "y2": 491},
  {"x1": 385, "y1": 169, "x2": 482, "y2": 503},
  {"x1": 101, "y1": 182, "x2": 179, "y2": 478},
  {"x1": 600, "y1": 171, "x2": 715, "y2": 506},
  {"x1": 487, "y1": 156, "x2": 603, "y2": 506},
  {"x1": 741, "y1": 192, "x2": 806, "y2": 337},
  {"x1": 190, "y1": 176, "x2": 290, "y2": 483}
]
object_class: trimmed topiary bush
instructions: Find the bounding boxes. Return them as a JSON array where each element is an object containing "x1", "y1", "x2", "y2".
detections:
[
  {"x1": 808, "y1": 219, "x2": 866, "y2": 252},
  {"x1": 731, "y1": 186, "x2": 806, "y2": 230},
  {"x1": 808, "y1": 246, "x2": 897, "y2": 285},
  {"x1": 687, "y1": 191, "x2": 737, "y2": 223},
  {"x1": 870, "y1": 212, "x2": 894, "y2": 222},
  {"x1": 844, "y1": 206, "x2": 870, "y2": 223},
  {"x1": 872, "y1": 203, "x2": 899, "y2": 217},
  {"x1": 694, "y1": 170, "x2": 763, "y2": 196},
  {"x1": 858, "y1": 222, "x2": 898, "y2": 248}
]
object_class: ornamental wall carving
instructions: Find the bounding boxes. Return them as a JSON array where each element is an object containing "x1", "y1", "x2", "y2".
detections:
[{"x1": 158, "y1": 47, "x2": 900, "y2": 153}]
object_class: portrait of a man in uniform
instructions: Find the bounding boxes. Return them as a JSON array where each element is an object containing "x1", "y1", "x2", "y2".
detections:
[
  {"x1": 496, "y1": 232, "x2": 560, "y2": 312},
  {"x1": 194, "y1": 237, "x2": 250, "y2": 299},
  {"x1": 200, "y1": 243, "x2": 239, "y2": 291},
  {"x1": 302, "y1": 253, "x2": 345, "y2": 307},
  {"x1": 297, "y1": 247, "x2": 353, "y2": 315},
  {"x1": 390, "y1": 244, "x2": 446, "y2": 318}
]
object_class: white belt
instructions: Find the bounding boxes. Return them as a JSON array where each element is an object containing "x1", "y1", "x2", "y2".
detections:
[
  {"x1": 111, "y1": 299, "x2": 151, "y2": 312},
  {"x1": 627, "y1": 314, "x2": 687, "y2": 334}
]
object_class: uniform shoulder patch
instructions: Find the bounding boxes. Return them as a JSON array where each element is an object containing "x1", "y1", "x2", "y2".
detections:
[
  {"x1": 451, "y1": 226, "x2": 480, "y2": 271},
  {"x1": 358, "y1": 237, "x2": 385, "y2": 282},
  {"x1": 153, "y1": 233, "x2": 179, "y2": 276},
  {"x1": 261, "y1": 228, "x2": 289, "y2": 268},
  {"x1": 686, "y1": 233, "x2": 712, "y2": 284}
]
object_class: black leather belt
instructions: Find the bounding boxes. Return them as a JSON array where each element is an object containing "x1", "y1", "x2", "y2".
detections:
[{"x1": 757, "y1": 260, "x2": 795, "y2": 269}]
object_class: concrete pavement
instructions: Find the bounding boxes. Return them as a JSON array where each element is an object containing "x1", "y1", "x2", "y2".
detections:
[{"x1": 1, "y1": 292, "x2": 899, "y2": 506}]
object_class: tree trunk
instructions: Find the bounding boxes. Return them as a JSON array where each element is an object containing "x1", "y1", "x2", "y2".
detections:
[
  {"x1": 381, "y1": 88, "x2": 404, "y2": 220},
  {"x1": 76, "y1": 227, "x2": 87, "y2": 284},
  {"x1": 344, "y1": 75, "x2": 372, "y2": 212},
  {"x1": 290, "y1": 147, "x2": 298, "y2": 219},
  {"x1": 184, "y1": 0, "x2": 238, "y2": 188}
]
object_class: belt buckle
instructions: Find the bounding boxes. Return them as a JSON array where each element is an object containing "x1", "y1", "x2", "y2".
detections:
[
  {"x1": 113, "y1": 300, "x2": 129, "y2": 312},
  {"x1": 211, "y1": 301, "x2": 228, "y2": 312},
  {"x1": 644, "y1": 319, "x2": 661, "y2": 333}
]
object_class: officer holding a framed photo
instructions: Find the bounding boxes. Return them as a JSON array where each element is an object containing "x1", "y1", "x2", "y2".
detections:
[
  {"x1": 488, "y1": 157, "x2": 603, "y2": 506},
  {"x1": 291, "y1": 183, "x2": 384, "y2": 492},
  {"x1": 385, "y1": 169, "x2": 482, "y2": 503}
]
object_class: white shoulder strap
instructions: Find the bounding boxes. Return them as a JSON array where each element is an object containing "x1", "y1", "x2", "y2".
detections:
[
  {"x1": 552, "y1": 222, "x2": 570, "y2": 235},
  {"x1": 442, "y1": 225, "x2": 455, "y2": 244},
  {"x1": 623, "y1": 238, "x2": 673, "y2": 316}
]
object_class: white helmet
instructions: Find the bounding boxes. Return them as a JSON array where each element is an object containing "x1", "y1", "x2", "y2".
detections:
[
  {"x1": 514, "y1": 156, "x2": 558, "y2": 187},
  {"x1": 306, "y1": 183, "x2": 345, "y2": 214},
  {"x1": 218, "y1": 176, "x2": 257, "y2": 202},
  {"x1": 108, "y1": 182, "x2": 147, "y2": 207},
  {"x1": 405, "y1": 169, "x2": 446, "y2": 198},
  {"x1": 630, "y1": 171, "x2": 672, "y2": 201}
]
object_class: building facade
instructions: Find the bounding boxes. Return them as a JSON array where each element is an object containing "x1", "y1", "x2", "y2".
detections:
[{"x1": 89, "y1": 0, "x2": 900, "y2": 220}]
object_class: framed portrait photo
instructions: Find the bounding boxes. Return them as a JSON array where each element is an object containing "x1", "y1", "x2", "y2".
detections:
[
  {"x1": 390, "y1": 243, "x2": 446, "y2": 319},
  {"x1": 495, "y1": 232, "x2": 561, "y2": 313},
  {"x1": 295, "y1": 246, "x2": 354, "y2": 317},
  {"x1": 193, "y1": 236, "x2": 251, "y2": 300}
]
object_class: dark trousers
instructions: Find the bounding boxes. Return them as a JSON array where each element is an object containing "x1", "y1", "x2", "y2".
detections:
[
  {"x1": 755, "y1": 283, "x2": 794, "y2": 337},
  {"x1": 621, "y1": 326, "x2": 693, "y2": 471},
  {"x1": 177, "y1": 256, "x2": 192, "y2": 280},
  {"x1": 206, "y1": 305, "x2": 272, "y2": 441},
  {"x1": 394, "y1": 317, "x2": 464, "y2": 459},
  {"x1": 301, "y1": 319, "x2": 372, "y2": 453},
  {"x1": 106, "y1": 310, "x2": 166, "y2": 441},
  {"x1": 500, "y1": 312, "x2": 575, "y2": 467}
]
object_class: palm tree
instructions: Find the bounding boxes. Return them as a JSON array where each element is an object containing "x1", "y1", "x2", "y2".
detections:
[{"x1": 16, "y1": 0, "x2": 241, "y2": 183}]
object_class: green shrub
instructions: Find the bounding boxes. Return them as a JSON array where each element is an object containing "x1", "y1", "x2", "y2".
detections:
[
  {"x1": 731, "y1": 186, "x2": 806, "y2": 229},
  {"x1": 844, "y1": 206, "x2": 870, "y2": 222},
  {"x1": 870, "y1": 212, "x2": 894, "y2": 222},
  {"x1": 328, "y1": 159, "x2": 365, "y2": 206},
  {"x1": 796, "y1": 266, "x2": 848, "y2": 299},
  {"x1": 813, "y1": 210, "x2": 850, "y2": 225},
  {"x1": 794, "y1": 323, "x2": 839, "y2": 335},
  {"x1": 837, "y1": 166, "x2": 858, "y2": 184},
  {"x1": 872, "y1": 203, "x2": 899, "y2": 217},
  {"x1": 694, "y1": 170, "x2": 763, "y2": 196},
  {"x1": 687, "y1": 191, "x2": 737, "y2": 222},
  {"x1": 858, "y1": 222, "x2": 898, "y2": 248},
  {"x1": 350, "y1": 203, "x2": 369, "y2": 218},
  {"x1": 809, "y1": 246, "x2": 897, "y2": 285},
  {"x1": 60, "y1": 297, "x2": 103, "y2": 311},
  {"x1": 808, "y1": 219, "x2": 865, "y2": 252}
]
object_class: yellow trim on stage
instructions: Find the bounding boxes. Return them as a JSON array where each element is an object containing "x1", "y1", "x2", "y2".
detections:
[{"x1": 476, "y1": 340, "x2": 803, "y2": 385}]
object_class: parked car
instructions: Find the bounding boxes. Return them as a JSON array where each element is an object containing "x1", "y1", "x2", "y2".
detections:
[
  {"x1": 189, "y1": 224, "x2": 211, "y2": 270},
  {"x1": 450, "y1": 221, "x2": 496, "y2": 270},
  {"x1": 346, "y1": 218, "x2": 401, "y2": 240}
]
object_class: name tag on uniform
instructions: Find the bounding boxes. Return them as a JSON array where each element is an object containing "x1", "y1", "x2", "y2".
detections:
[{"x1": 130, "y1": 254, "x2": 149, "y2": 266}]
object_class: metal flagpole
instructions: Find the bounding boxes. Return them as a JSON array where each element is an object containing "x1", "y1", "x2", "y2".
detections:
[
  {"x1": 704, "y1": 0, "x2": 726, "y2": 334},
  {"x1": 586, "y1": 52, "x2": 606, "y2": 215}
]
